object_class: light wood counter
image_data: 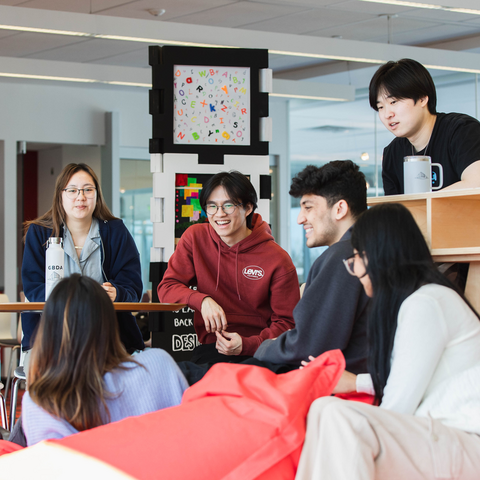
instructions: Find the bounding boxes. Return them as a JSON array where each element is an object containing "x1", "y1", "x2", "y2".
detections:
[{"x1": 0, "y1": 302, "x2": 186, "y2": 313}]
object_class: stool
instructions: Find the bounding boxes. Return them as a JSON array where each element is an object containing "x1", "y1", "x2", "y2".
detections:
[
  {"x1": 0, "y1": 340, "x2": 20, "y2": 401},
  {"x1": 0, "y1": 394, "x2": 7, "y2": 430},
  {"x1": 9, "y1": 366, "x2": 26, "y2": 431}
]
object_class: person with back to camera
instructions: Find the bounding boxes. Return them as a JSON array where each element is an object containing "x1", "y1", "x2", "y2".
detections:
[
  {"x1": 370, "y1": 58, "x2": 480, "y2": 195},
  {"x1": 158, "y1": 170, "x2": 299, "y2": 365},
  {"x1": 22, "y1": 163, "x2": 145, "y2": 376},
  {"x1": 21, "y1": 274, "x2": 188, "y2": 446},
  {"x1": 295, "y1": 203, "x2": 480, "y2": 479}
]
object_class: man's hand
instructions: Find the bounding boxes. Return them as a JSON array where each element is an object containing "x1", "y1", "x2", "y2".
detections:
[
  {"x1": 102, "y1": 282, "x2": 117, "y2": 302},
  {"x1": 201, "y1": 297, "x2": 227, "y2": 333},
  {"x1": 215, "y1": 331, "x2": 243, "y2": 356}
]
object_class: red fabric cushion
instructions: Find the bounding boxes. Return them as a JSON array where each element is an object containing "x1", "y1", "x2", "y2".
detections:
[
  {"x1": 335, "y1": 392, "x2": 376, "y2": 404},
  {"x1": 55, "y1": 349, "x2": 346, "y2": 480},
  {"x1": 0, "y1": 440, "x2": 24, "y2": 455}
]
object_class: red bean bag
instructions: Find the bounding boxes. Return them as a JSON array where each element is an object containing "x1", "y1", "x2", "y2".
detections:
[
  {"x1": 0, "y1": 440, "x2": 23, "y2": 455},
  {"x1": 0, "y1": 350, "x2": 374, "y2": 479},
  {"x1": 57, "y1": 349, "x2": 347, "y2": 479}
]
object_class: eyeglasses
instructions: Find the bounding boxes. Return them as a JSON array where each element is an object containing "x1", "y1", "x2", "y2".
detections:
[
  {"x1": 205, "y1": 203, "x2": 243, "y2": 216},
  {"x1": 343, "y1": 252, "x2": 368, "y2": 278},
  {"x1": 63, "y1": 187, "x2": 96, "y2": 199}
]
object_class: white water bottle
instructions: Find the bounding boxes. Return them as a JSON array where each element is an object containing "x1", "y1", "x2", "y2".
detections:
[{"x1": 45, "y1": 237, "x2": 64, "y2": 300}]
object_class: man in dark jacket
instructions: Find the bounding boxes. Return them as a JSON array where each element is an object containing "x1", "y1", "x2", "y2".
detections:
[{"x1": 253, "y1": 160, "x2": 369, "y2": 374}]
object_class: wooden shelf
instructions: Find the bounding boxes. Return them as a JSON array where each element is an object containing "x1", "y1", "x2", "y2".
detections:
[
  {"x1": 368, "y1": 188, "x2": 480, "y2": 312},
  {"x1": 368, "y1": 188, "x2": 480, "y2": 256}
]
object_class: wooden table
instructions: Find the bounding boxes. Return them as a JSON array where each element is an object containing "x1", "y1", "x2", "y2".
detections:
[
  {"x1": 368, "y1": 188, "x2": 480, "y2": 311},
  {"x1": 0, "y1": 302, "x2": 186, "y2": 313}
]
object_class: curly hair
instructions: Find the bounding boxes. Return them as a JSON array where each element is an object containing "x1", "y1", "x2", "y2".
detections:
[{"x1": 289, "y1": 160, "x2": 367, "y2": 219}]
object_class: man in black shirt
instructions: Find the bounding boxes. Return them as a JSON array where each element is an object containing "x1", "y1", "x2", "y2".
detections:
[{"x1": 369, "y1": 58, "x2": 480, "y2": 195}]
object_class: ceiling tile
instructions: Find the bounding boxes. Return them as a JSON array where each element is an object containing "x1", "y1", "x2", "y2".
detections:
[
  {"x1": 308, "y1": 15, "x2": 442, "y2": 41},
  {"x1": 168, "y1": 2, "x2": 309, "y2": 28},
  {"x1": 92, "y1": 0, "x2": 239, "y2": 20},
  {"x1": 250, "y1": 0, "x2": 352, "y2": 8},
  {"x1": 4, "y1": 0, "x2": 91, "y2": 13},
  {"x1": 0, "y1": 0, "x2": 27, "y2": 5},
  {"x1": 334, "y1": 0, "x2": 415, "y2": 15},
  {"x1": 241, "y1": 7, "x2": 375, "y2": 34}
]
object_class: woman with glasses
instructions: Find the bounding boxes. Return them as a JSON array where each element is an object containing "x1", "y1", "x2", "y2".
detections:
[
  {"x1": 22, "y1": 275, "x2": 187, "y2": 446},
  {"x1": 296, "y1": 203, "x2": 480, "y2": 479},
  {"x1": 22, "y1": 163, "x2": 144, "y2": 375},
  {"x1": 159, "y1": 171, "x2": 299, "y2": 365}
]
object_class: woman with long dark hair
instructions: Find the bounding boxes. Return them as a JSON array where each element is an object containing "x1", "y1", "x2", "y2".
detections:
[
  {"x1": 296, "y1": 203, "x2": 480, "y2": 479},
  {"x1": 22, "y1": 275, "x2": 188, "y2": 446},
  {"x1": 22, "y1": 163, "x2": 145, "y2": 373}
]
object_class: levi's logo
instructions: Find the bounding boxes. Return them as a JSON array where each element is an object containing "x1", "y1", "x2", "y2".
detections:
[{"x1": 242, "y1": 266, "x2": 264, "y2": 280}]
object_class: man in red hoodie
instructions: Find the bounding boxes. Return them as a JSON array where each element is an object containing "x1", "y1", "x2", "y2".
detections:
[{"x1": 158, "y1": 171, "x2": 299, "y2": 364}]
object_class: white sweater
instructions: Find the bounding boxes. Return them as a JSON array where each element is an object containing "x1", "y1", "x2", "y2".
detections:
[{"x1": 356, "y1": 284, "x2": 480, "y2": 434}]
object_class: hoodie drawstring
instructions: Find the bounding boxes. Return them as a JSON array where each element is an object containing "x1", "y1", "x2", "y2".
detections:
[
  {"x1": 235, "y1": 248, "x2": 241, "y2": 301},
  {"x1": 215, "y1": 243, "x2": 221, "y2": 292}
]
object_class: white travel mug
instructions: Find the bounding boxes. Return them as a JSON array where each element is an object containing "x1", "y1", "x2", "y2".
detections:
[{"x1": 403, "y1": 156, "x2": 444, "y2": 194}]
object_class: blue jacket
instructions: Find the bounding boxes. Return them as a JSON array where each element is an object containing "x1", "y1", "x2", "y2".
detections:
[{"x1": 21, "y1": 219, "x2": 145, "y2": 352}]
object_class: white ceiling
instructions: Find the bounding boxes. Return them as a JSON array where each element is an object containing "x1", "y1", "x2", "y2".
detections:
[
  {"x1": 0, "y1": 0, "x2": 479, "y2": 80},
  {"x1": 2, "y1": 0, "x2": 480, "y2": 166}
]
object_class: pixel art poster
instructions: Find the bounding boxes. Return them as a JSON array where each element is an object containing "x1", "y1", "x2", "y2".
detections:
[
  {"x1": 175, "y1": 173, "x2": 212, "y2": 239},
  {"x1": 173, "y1": 65, "x2": 251, "y2": 146}
]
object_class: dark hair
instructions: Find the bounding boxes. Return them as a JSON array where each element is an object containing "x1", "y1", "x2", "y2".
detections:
[
  {"x1": 351, "y1": 203, "x2": 479, "y2": 403},
  {"x1": 369, "y1": 58, "x2": 437, "y2": 115},
  {"x1": 24, "y1": 163, "x2": 117, "y2": 239},
  {"x1": 199, "y1": 171, "x2": 258, "y2": 228},
  {"x1": 289, "y1": 161, "x2": 367, "y2": 219},
  {"x1": 28, "y1": 274, "x2": 134, "y2": 431}
]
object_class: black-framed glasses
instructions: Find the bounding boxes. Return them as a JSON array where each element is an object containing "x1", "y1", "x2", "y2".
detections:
[
  {"x1": 343, "y1": 252, "x2": 368, "y2": 278},
  {"x1": 63, "y1": 187, "x2": 96, "y2": 199},
  {"x1": 205, "y1": 203, "x2": 243, "y2": 216}
]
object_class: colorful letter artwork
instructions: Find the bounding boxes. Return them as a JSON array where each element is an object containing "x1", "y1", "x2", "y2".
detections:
[
  {"x1": 175, "y1": 173, "x2": 212, "y2": 240},
  {"x1": 173, "y1": 65, "x2": 251, "y2": 146}
]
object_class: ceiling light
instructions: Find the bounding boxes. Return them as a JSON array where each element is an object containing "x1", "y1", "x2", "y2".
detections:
[
  {"x1": 270, "y1": 93, "x2": 349, "y2": 101},
  {"x1": 0, "y1": 24, "x2": 90, "y2": 36},
  {"x1": 0, "y1": 72, "x2": 95, "y2": 82},
  {"x1": 359, "y1": 0, "x2": 480, "y2": 15}
]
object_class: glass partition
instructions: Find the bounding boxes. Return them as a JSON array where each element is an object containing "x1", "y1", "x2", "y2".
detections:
[{"x1": 120, "y1": 159, "x2": 153, "y2": 295}]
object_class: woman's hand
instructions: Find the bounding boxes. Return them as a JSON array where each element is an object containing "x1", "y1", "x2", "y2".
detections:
[
  {"x1": 215, "y1": 331, "x2": 243, "y2": 355},
  {"x1": 300, "y1": 356, "x2": 357, "y2": 394},
  {"x1": 332, "y1": 370, "x2": 357, "y2": 394},
  {"x1": 201, "y1": 297, "x2": 227, "y2": 333},
  {"x1": 102, "y1": 282, "x2": 117, "y2": 302}
]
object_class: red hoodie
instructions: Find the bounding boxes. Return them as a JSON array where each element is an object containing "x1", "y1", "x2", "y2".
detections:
[{"x1": 158, "y1": 213, "x2": 299, "y2": 355}]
